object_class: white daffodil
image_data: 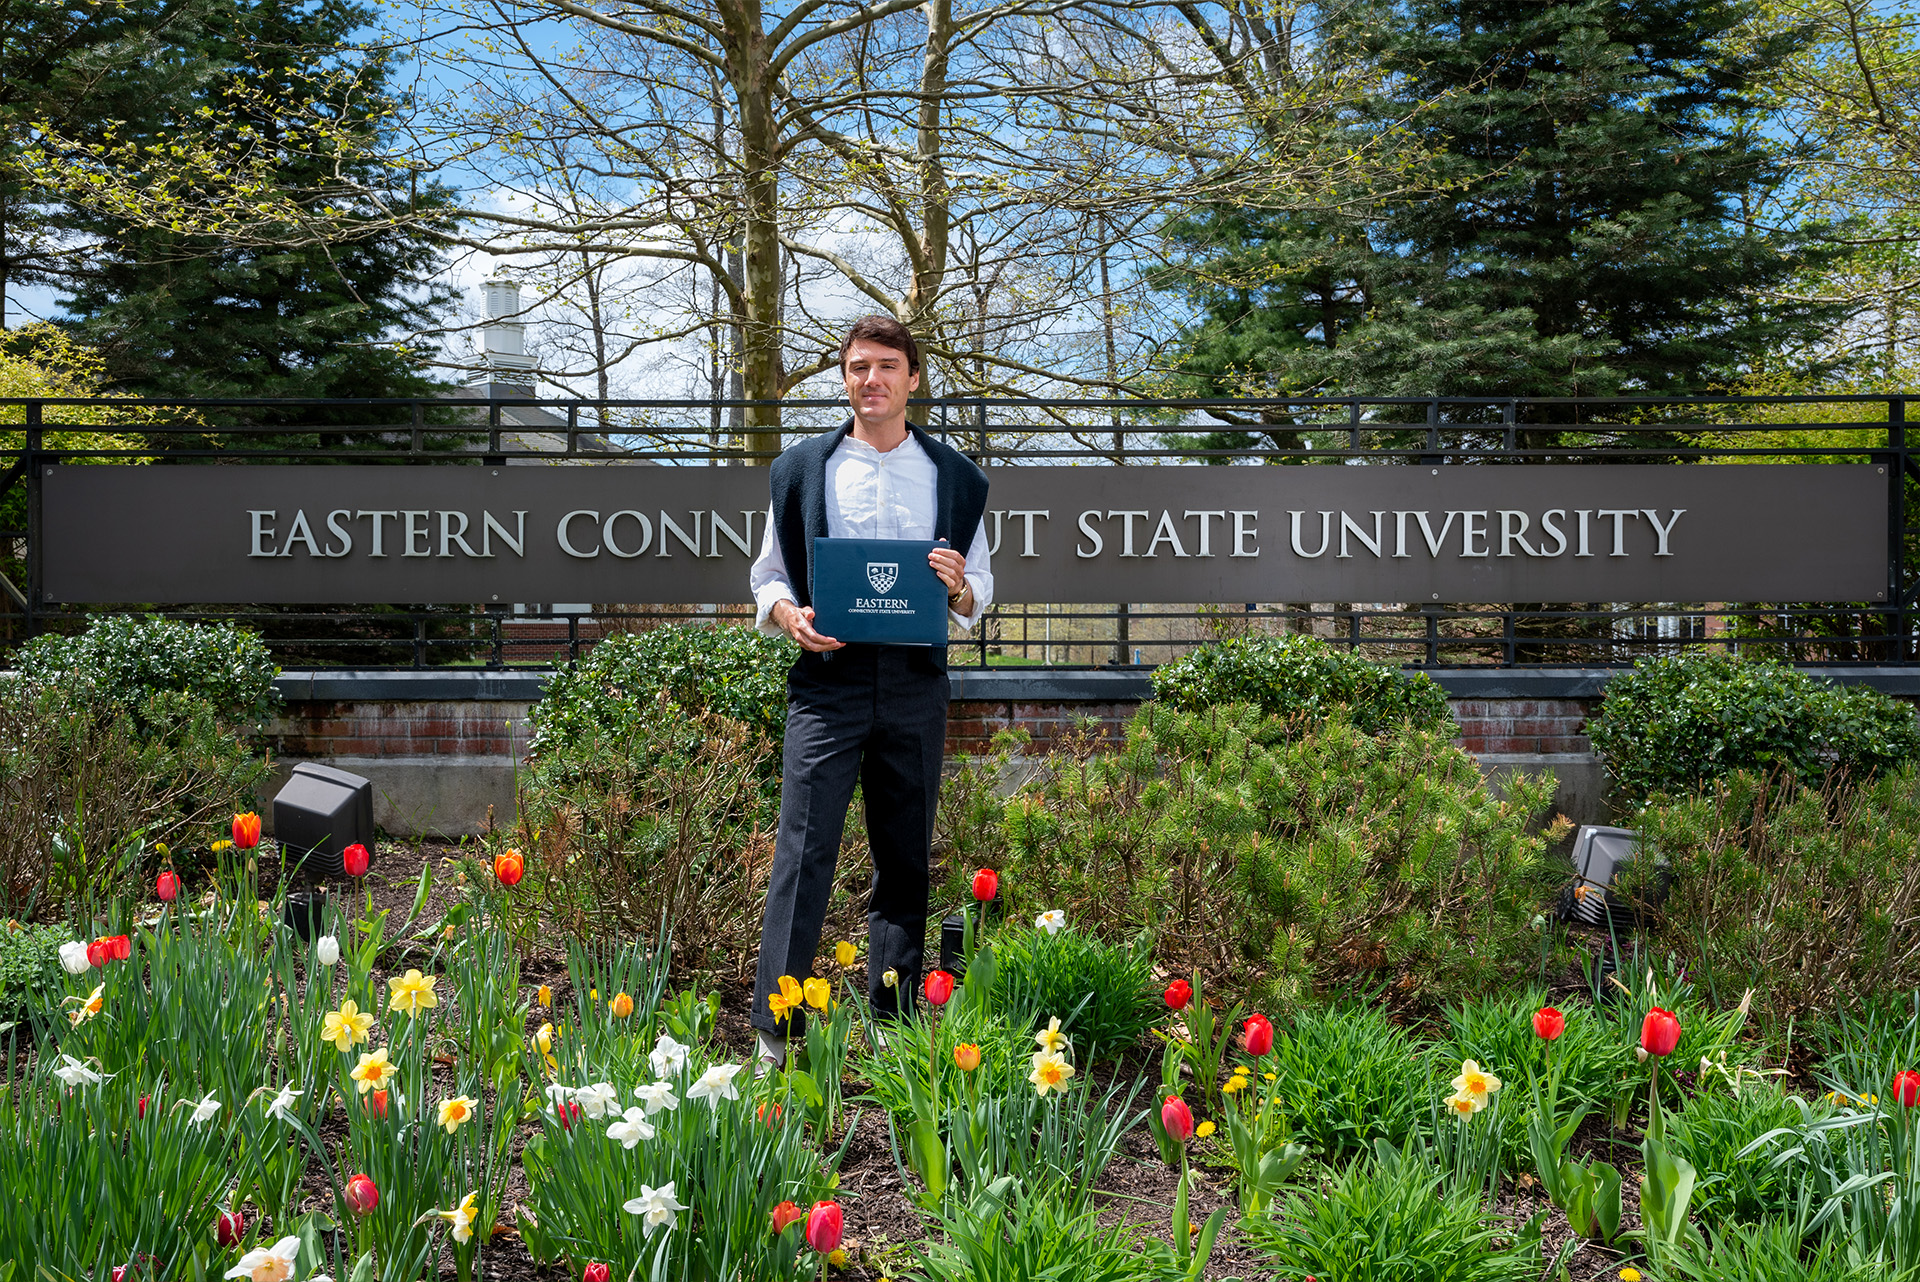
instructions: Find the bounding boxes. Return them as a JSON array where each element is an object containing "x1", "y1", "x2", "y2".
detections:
[
  {"x1": 58, "y1": 941, "x2": 91, "y2": 975},
  {"x1": 649, "y1": 1034, "x2": 689, "y2": 1078},
  {"x1": 623, "y1": 1181, "x2": 687, "y2": 1234},
  {"x1": 265, "y1": 1084, "x2": 304, "y2": 1122},
  {"x1": 632, "y1": 1080, "x2": 678, "y2": 1114},
  {"x1": 574, "y1": 1081, "x2": 619, "y2": 1119},
  {"x1": 188, "y1": 1092, "x2": 222, "y2": 1125},
  {"x1": 544, "y1": 1082, "x2": 575, "y2": 1107},
  {"x1": 315, "y1": 935, "x2": 340, "y2": 965},
  {"x1": 686, "y1": 1062, "x2": 743, "y2": 1105},
  {"x1": 606, "y1": 1105, "x2": 655, "y2": 1149},
  {"x1": 51, "y1": 1054, "x2": 103, "y2": 1088},
  {"x1": 223, "y1": 1234, "x2": 300, "y2": 1282},
  {"x1": 437, "y1": 1191, "x2": 480, "y2": 1243},
  {"x1": 1035, "y1": 909, "x2": 1066, "y2": 934}
]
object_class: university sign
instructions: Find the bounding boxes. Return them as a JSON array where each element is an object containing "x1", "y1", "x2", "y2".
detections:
[{"x1": 42, "y1": 461, "x2": 1888, "y2": 604}]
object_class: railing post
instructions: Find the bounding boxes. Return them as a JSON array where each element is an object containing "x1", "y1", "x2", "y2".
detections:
[
  {"x1": 412, "y1": 616, "x2": 427, "y2": 669},
  {"x1": 1890, "y1": 396, "x2": 1907, "y2": 660},
  {"x1": 976, "y1": 398, "x2": 988, "y2": 461},
  {"x1": 410, "y1": 400, "x2": 424, "y2": 456},
  {"x1": 1348, "y1": 400, "x2": 1361, "y2": 452},
  {"x1": 1503, "y1": 400, "x2": 1517, "y2": 454},
  {"x1": 24, "y1": 401, "x2": 42, "y2": 638}
]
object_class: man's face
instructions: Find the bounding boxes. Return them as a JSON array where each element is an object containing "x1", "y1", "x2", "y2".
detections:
[{"x1": 843, "y1": 339, "x2": 920, "y2": 427}]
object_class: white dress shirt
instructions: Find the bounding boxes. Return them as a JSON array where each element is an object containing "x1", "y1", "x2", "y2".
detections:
[{"x1": 750, "y1": 431, "x2": 993, "y2": 636}]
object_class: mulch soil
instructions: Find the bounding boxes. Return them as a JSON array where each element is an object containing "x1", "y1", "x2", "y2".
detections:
[{"x1": 228, "y1": 842, "x2": 1732, "y2": 1278}]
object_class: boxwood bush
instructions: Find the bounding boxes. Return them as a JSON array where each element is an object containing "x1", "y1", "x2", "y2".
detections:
[
  {"x1": 12, "y1": 614, "x2": 281, "y2": 731},
  {"x1": 1588, "y1": 653, "x2": 1920, "y2": 807},
  {"x1": 527, "y1": 623, "x2": 797, "y2": 763},
  {"x1": 1150, "y1": 634, "x2": 1453, "y2": 736}
]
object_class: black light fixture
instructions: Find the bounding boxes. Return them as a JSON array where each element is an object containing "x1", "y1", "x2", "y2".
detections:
[
  {"x1": 937, "y1": 891, "x2": 1000, "y2": 977},
  {"x1": 272, "y1": 762, "x2": 375, "y2": 882},
  {"x1": 1556, "y1": 824, "x2": 1670, "y2": 930}
]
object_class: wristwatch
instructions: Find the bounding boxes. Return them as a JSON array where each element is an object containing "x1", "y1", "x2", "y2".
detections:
[{"x1": 948, "y1": 583, "x2": 967, "y2": 604}]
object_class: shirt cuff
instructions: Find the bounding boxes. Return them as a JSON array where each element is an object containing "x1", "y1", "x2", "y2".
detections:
[
  {"x1": 754, "y1": 584, "x2": 798, "y2": 637},
  {"x1": 947, "y1": 573, "x2": 989, "y2": 632}
]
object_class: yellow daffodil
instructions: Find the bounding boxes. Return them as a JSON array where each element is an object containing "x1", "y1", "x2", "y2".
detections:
[
  {"x1": 387, "y1": 969, "x2": 438, "y2": 1017},
  {"x1": 211, "y1": 839, "x2": 233, "y2": 853},
  {"x1": 437, "y1": 1190, "x2": 480, "y2": 1243},
  {"x1": 769, "y1": 975, "x2": 804, "y2": 1025},
  {"x1": 1029, "y1": 1049, "x2": 1075, "y2": 1096},
  {"x1": 321, "y1": 998, "x2": 375, "y2": 1053},
  {"x1": 350, "y1": 1048, "x2": 397, "y2": 1095},
  {"x1": 534, "y1": 1022, "x2": 559, "y2": 1072},
  {"x1": 1195, "y1": 1119, "x2": 1215, "y2": 1138},
  {"x1": 835, "y1": 940, "x2": 856, "y2": 967},
  {"x1": 803, "y1": 976, "x2": 833, "y2": 1013},
  {"x1": 882, "y1": 968, "x2": 898, "y2": 988},
  {"x1": 66, "y1": 985, "x2": 104, "y2": 1027},
  {"x1": 1445, "y1": 1090, "x2": 1483, "y2": 1118},
  {"x1": 1034, "y1": 1016, "x2": 1067, "y2": 1054},
  {"x1": 437, "y1": 1095, "x2": 478, "y2": 1134},
  {"x1": 536, "y1": 984, "x2": 552, "y2": 1007},
  {"x1": 1451, "y1": 1059, "x2": 1502, "y2": 1101}
]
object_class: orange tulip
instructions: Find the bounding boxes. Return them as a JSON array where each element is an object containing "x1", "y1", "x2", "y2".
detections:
[
  {"x1": 494, "y1": 850, "x2": 525, "y2": 887},
  {"x1": 953, "y1": 1043, "x2": 981, "y2": 1071},
  {"x1": 231, "y1": 813, "x2": 261, "y2": 850}
]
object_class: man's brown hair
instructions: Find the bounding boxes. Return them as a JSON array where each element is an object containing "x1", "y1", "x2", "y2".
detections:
[{"x1": 839, "y1": 315, "x2": 921, "y2": 374}]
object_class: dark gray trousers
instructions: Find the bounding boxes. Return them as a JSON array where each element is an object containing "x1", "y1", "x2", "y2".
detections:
[{"x1": 751, "y1": 644, "x2": 949, "y2": 1036}]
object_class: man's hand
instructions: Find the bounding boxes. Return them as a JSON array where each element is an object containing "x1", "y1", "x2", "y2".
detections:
[
  {"x1": 772, "y1": 600, "x2": 844, "y2": 651},
  {"x1": 930, "y1": 541, "x2": 970, "y2": 607}
]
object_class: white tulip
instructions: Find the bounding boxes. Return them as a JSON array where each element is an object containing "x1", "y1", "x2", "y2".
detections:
[
  {"x1": 315, "y1": 935, "x2": 340, "y2": 965},
  {"x1": 58, "y1": 941, "x2": 90, "y2": 975}
]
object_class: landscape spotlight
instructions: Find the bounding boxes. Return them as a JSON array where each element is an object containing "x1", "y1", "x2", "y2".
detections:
[{"x1": 273, "y1": 762, "x2": 375, "y2": 882}]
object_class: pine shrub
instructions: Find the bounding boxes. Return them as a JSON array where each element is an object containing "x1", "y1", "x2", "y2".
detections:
[{"x1": 1150, "y1": 634, "x2": 1453, "y2": 736}]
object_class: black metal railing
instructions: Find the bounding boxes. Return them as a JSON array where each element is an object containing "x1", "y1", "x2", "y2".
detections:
[{"x1": 3, "y1": 391, "x2": 1915, "y2": 670}]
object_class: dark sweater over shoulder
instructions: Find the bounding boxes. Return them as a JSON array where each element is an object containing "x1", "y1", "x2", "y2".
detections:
[{"x1": 768, "y1": 420, "x2": 989, "y2": 610}]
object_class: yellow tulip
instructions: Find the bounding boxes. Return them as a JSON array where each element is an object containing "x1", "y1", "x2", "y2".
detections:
[
  {"x1": 536, "y1": 984, "x2": 552, "y2": 1007},
  {"x1": 611, "y1": 991, "x2": 635, "y2": 1018},
  {"x1": 803, "y1": 976, "x2": 832, "y2": 1012},
  {"x1": 835, "y1": 940, "x2": 857, "y2": 967},
  {"x1": 769, "y1": 975, "x2": 804, "y2": 1024}
]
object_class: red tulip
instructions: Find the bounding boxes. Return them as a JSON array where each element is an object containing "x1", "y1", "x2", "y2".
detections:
[
  {"x1": 342, "y1": 842, "x2": 370, "y2": 878},
  {"x1": 109, "y1": 934, "x2": 131, "y2": 962},
  {"x1": 86, "y1": 939, "x2": 109, "y2": 969},
  {"x1": 231, "y1": 812, "x2": 261, "y2": 850},
  {"x1": 137, "y1": 1094, "x2": 148, "y2": 1120},
  {"x1": 770, "y1": 1200, "x2": 806, "y2": 1234},
  {"x1": 367, "y1": 1089, "x2": 389, "y2": 1119},
  {"x1": 156, "y1": 871, "x2": 180, "y2": 902},
  {"x1": 583, "y1": 1265, "x2": 611, "y2": 1282},
  {"x1": 111, "y1": 1268, "x2": 129, "y2": 1282},
  {"x1": 1641, "y1": 1007, "x2": 1682, "y2": 1058},
  {"x1": 215, "y1": 1209, "x2": 245, "y2": 1247},
  {"x1": 1242, "y1": 1013, "x2": 1274, "y2": 1057},
  {"x1": 556, "y1": 1100, "x2": 582, "y2": 1130},
  {"x1": 1164, "y1": 979, "x2": 1192, "y2": 1011},
  {"x1": 923, "y1": 969, "x2": 955, "y2": 1006},
  {"x1": 804, "y1": 1200, "x2": 844, "y2": 1254},
  {"x1": 494, "y1": 850, "x2": 524, "y2": 887},
  {"x1": 1161, "y1": 1094, "x2": 1195, "y2": 1143},
  {"x1": 972, "y1": 867, "x2": 998, "y2": 901},
  {"x1": 344, "y1": 1173, "x2": 379, "y2": 1215},
  {"x1": 757, "y1": 1101, "x2": 783, "y2": 1127},
  {"x1": 1895, "y1": 1070, "x2": 1920, "y2": 1108},
  {"x1": 1532, "y1": 1006, "x2": 1565, "y2": 1041}
]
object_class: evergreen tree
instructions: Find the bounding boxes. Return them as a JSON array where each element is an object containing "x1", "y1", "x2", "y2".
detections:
[
  {"x1": 57, "y1": 0, "x2": 455, "y2": 403},
  {"x1": 1161, "y1": 0, "x2": 1852, "y2": 417}
]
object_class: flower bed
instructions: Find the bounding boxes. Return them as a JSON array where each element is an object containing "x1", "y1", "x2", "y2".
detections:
[{"x1": 11, "y1": 813, "x2": 1920, "y2": 1282}]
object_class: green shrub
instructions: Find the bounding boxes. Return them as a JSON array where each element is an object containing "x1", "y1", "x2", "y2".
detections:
[
  {"x1": 1636, "y1": 768, "x2": 1920, "y2": 1026},
  {"x1": 13, "y1": 615, "x2": 281, "y2": 731},
  {"x1": 0, "y1": 679, "x2": 268, "y2": 913},
  {"x1": 946, "y1": 703, "x2": 1559, "y2": 1011},
  {"x1": 1652, "y1": 1217, "x2": 1879, "y2": 1282},
  {"x1": 1150, "y1": 634, "x2": 1454, "y2": 735},
  {"x1": 1588, "y1": 653, "x2": 1920, "y2": 807},
  {"x1": 1246, "y1": 1140, "x2": 1541, "y2": 1282},
  {"x1": 1266, "y1": 1005, "x2": 1430, "y2": 1157},
  {"x1": 988, "y1": 924, "x2": 1158, "y2": 1061},
  {"x1": 527, "y1": 624, "x2": 796, "y2": 763},
  {"x1": 0, "y1": 923, "x2": 66, "y2": 1029}
]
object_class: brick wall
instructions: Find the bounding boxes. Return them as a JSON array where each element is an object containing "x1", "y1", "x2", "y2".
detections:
[
  {"x1": 945, "y1": 700, "x2": 1135, "y2": 755},
  {"x1": 1449, "y1": 698, "x2": 1593, "y2": 756},
  {"x1": 270, "y1": 700, "x2": 536, "y2": 759}
]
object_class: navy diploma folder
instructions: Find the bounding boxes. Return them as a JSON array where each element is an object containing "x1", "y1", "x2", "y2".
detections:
[{"x1": 810, "y1": 537, "x2": 948, "y2": 646}]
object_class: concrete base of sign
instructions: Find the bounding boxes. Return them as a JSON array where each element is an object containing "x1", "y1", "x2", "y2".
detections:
[
  {"x1": 260, "y1": 756, "x2": 517, "y2": 839},
  {"x1": 1475, "y1": 753, "x2": 1611, "y2": 826}
]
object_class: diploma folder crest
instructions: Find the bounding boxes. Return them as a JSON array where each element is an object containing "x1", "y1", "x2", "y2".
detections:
[{"x1": 810, "y1": 537, "x2": 947, "y2": 645}]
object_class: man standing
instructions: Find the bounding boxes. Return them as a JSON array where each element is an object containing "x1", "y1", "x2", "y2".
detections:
[{"x1": 747, "y1": 315, "x2": 992, "y2": 1067}]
